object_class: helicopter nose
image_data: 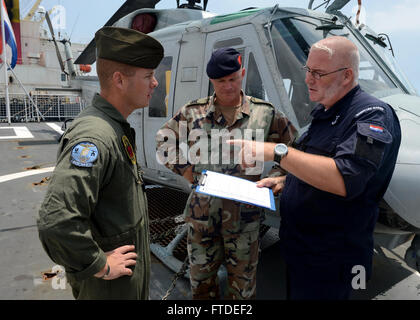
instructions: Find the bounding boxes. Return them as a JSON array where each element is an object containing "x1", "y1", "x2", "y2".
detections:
[
  {"x1": 396, "y1": 119, "x2": 420, "y2": 166},
  {"x1": 384, "y1": 118, "x2": 420, "y2": 228},
  {"x1": 385, "y1": 163, "x2": 420, "y2": 228}
]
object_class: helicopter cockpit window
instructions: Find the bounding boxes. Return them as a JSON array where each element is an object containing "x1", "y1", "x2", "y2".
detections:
[
  {"x1": 269, "y1": 19, "x2": 314, "y2": 127},
  {"x1": 245, "y1": 52, "x2": 267, "y2": 100},
  {"x1": 213, "y1": 38, "x2": 244, "y2": 49},
  {"x1": 149, "y1": 56, "x2": 173, "y2": 118},
  {"x1": 269, "y1": 16, "x2": 403, "y2": 127},
  {"x1": 362, "y1": 28, "x2": 417, "y2": 95}
]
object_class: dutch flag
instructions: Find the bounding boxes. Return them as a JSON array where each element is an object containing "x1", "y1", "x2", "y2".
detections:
[
  {"x1": 369, "y1": 124, "x2": 384, "y2": 133},
  {"x1": 0, "y1": 0, "x2": 17, "y2": 69}
]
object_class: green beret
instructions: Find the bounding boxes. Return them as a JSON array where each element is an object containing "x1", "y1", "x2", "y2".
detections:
[{"x1": 95, "y1": 26, "x2": 164, "y2": 69}]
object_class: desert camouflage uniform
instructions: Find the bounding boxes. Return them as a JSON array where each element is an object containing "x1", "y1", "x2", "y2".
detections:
[{"x1": 156, "y1": 92, "x2": 297, "y2": 299}]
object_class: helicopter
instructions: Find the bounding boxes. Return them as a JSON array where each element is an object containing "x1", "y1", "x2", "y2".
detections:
[{"x1": 71, "y1": 0, "x2": 420, "y2": 276}]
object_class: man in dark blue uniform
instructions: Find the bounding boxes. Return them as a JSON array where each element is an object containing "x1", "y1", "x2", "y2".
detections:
[{"x1": 229, "y1": 36, "x2": 401, "y2": 299}]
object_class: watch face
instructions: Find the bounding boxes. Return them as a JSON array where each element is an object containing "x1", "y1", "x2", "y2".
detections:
[{"x1": 275, "y1": 144, "x2": 287, "y2": 156}]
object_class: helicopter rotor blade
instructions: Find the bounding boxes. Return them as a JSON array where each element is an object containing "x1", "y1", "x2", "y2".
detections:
[
  {"x1": 45, "y1": 11, "x2": 67, "y2": 74},
  {"x1": 75, "y1": 0, "x2": 161, "y2": 65}
]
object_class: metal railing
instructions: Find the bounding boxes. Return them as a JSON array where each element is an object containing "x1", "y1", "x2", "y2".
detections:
[{"x1": 0, "y1": 93, "x2": 85, "y2": 122}]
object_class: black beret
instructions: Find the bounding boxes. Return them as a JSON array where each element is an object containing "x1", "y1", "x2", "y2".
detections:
[
  {"x1": 206, "y1": 47, "x2": 242, "y2": 79},
  {"x1": 95, "y1": 26, "x2": 164, "y2": 69}
]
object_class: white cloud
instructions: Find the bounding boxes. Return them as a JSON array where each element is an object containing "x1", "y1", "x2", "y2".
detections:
[{"x1": 367, "y1": 0, "x2": 420, "y2": 33}]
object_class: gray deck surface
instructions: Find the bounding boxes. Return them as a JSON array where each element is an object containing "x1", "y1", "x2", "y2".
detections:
[{"x1": 0, "y1": 122, "x2": 419, "y2": 300}]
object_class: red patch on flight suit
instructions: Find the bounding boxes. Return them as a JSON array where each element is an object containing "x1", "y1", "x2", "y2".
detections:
[{"x1": 122, "y1": 135, "x2": 136, "y2": 165}]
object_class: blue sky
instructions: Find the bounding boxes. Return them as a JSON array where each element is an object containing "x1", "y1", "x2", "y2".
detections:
[{"x1": 20, "y1": 0, "x2": 420, "y2": 94}]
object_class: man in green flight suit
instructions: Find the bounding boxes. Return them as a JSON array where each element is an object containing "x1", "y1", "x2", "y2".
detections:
[
  {"x1": 156, "y1": 48, "x2": 298, "y2": 299},
  {"x1": 37, "y1": 26, "x2": 163, "y2": 299}
]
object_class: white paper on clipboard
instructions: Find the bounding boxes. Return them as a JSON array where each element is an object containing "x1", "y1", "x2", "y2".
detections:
[{"x1": 195, "y1": 170, "x2": 275, "y2": 211}]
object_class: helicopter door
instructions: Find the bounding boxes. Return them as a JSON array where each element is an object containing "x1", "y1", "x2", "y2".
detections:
[
  {"x1": 202, "y1": 25, "x2": 274, "y2": 103},
  {"x1": 143, "y1": 38, "x2": 179, "y2": 172}
]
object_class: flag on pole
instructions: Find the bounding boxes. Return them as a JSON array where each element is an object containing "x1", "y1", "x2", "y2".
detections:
[{"x1": 0, "y1": 0, "x2": 17, "y2": 69}]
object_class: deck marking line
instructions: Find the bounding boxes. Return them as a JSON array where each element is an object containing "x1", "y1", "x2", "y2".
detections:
[
  {"x1": 0, "y1": 167, "x2": 55, "y2": 183},
  {"x1": 0, "y1": 127, "x2": 34, "y2": 140},
  {"x1": 46, "y1": 123, "x2": 64, "y2": 135}
]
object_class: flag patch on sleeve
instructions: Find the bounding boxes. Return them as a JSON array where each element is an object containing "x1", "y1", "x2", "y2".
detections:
[{"x1": 369, "y1": 124, "x2": 384, "y2": 133}]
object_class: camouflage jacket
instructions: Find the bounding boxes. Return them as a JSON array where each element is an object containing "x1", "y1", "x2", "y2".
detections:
[{"x1": 156, "y1": 92, "x2": 298, "y2": 183}]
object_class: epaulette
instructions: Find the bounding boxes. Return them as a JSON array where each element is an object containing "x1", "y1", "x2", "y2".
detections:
[
  {"x1": 250, "y1": 96, "x2": 274, "y2": 109},
  {"x1": 185, "y1": 97, "x2": 210, "y2": 107}
]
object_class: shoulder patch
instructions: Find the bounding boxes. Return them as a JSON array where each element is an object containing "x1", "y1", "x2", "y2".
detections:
[
  {"x1": 250, "y1": 97, "x2": 274, "y2": 108},
  {"x1": 71, "y1": 142, "x2": 99, "y2": 167},
  {"x1": 185, "y1": 97, "x2": 210, "y2": 107}
]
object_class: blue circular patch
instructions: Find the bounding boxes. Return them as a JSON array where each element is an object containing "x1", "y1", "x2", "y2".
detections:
[{"x1": 71, "y1": 142, "x2": 99, "y2": 167}]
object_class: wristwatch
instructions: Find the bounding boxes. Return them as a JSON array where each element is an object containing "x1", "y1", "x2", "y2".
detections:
[{"x1": 273, "y1": 143, "x2": 288, "y2": 165}]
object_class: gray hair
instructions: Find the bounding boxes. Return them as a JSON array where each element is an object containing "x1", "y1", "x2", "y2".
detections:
[
  {"x1": 312, "y1": 42, "x2": 334, "y2": 58},
  {"x1": 311, "y1": 39, "x2": 360, "y2": 83}
]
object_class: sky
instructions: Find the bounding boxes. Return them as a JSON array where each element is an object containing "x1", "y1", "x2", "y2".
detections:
[{"x1": 19, "y1": 0, "x2": 420, "y2": 94}]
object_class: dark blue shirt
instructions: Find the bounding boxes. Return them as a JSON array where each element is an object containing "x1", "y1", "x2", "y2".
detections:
[{"x1": 279, "y1": 85, "x2": 401, "y2": 277}]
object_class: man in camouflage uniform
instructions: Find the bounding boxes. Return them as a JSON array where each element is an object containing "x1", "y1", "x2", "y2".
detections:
[
  {"x1": 156, "y1": 48, "x2": 297, "y2": 299},
  {"x1": 37, "y1": 27, "x2": 163, "y2": 299}
]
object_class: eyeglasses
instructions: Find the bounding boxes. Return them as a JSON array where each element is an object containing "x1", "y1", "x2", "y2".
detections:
[{"x1": 302, "y1": 65, "x2": 348, "y2": 80}]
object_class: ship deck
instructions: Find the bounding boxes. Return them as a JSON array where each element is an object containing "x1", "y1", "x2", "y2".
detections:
[{"x1": 0, "y1": 122, "x2": 419, "y2": 300}]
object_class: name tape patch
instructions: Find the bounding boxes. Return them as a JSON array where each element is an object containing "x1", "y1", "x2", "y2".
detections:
[
  {"x1": 71, "y1": 142, "x2": 99, "y2": 167},
  {"x1": 354, "y1": 106, "x2": 384, "y2": 118}
]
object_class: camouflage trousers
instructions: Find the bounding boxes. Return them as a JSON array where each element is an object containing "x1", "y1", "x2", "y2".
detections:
[{"x1": 184, "y1": 191, "x2": 262, "y2": 300}]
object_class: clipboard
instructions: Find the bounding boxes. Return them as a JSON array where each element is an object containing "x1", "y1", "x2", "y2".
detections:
[{"x1": 195, "y1": 170, "x2": 276, "y2": 211}]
